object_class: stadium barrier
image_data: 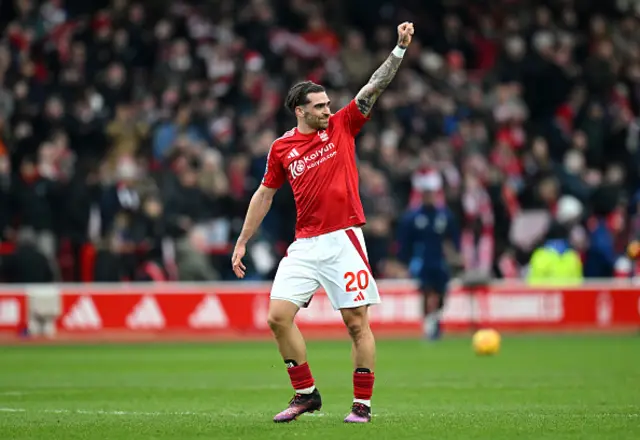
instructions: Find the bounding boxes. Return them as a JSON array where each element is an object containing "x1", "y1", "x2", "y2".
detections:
[{"x1": 1, "y1": 280, "x2": 639, "y2": 340}]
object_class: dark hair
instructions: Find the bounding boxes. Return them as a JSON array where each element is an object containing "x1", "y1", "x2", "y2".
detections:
[{"x1": 284, "y1": 81, "x2": 325, "y2": 113}]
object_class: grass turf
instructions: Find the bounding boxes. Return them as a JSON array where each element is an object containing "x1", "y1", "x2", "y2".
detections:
[{"x1": 0, "y1": 335, "x2": 638, "y2": 439}]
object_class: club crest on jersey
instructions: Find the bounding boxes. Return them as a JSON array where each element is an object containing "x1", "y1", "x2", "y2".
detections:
[
  {"x1": 289, "y1": 160, "x2": 307, "y2": 179},
  {"x1": 435, "y1": 214, "x2": 447, "y2": 233},
  {"x1": 318, "y1": 130, "x2": 329, "y2": 142}
]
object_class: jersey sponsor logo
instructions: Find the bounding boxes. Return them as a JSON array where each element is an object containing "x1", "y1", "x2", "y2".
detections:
[
  {"x1": 304, "y1": 142, "x2": 335, "y2": 163},
  {"x1": 126, "y1": 296, "x2": 165, "y2": 329},
  {"x1": 289, "y1": 159, "x2": 307, "y2": 179},
  {"x1": 288, "y1": 143, "x2": 337, "y2": 180},
  {"x1": 188, "y1": 295, "x2": 229, "y2": 328},
  {"x1": 62, "y1": 296, "x2": 102, "y2": 329},
  {"x1": 0, "y1": 299, "x2": 20, "y2": 326}
]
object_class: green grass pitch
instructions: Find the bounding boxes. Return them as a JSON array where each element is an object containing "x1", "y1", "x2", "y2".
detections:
[{"x1": 1, "y1": 335, "x2": 639, "y2": 439}]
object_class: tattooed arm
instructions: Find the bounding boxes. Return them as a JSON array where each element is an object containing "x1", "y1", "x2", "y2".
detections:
[
  {"x1": 355, "y1": 22, "x2": 415, "y2": 116},
  {"x1": 355, "y1": 53, "x2": 404, "y2": 117}
]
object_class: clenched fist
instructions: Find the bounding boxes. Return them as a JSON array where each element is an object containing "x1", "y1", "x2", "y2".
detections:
[{"x1": 397, "y1": 22, "x2": 415, "y2": 49}]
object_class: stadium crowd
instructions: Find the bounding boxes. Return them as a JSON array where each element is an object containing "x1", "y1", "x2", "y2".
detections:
[{"x1": 1, "y1": 0, "x2": 639, "y2": 283}]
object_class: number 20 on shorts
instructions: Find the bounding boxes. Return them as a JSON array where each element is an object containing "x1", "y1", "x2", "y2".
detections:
[{"x1": 344, "y1": 270, "x2": 369, "y2": 292}]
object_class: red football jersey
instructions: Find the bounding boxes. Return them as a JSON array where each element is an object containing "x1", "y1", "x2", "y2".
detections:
[{"x1": 262, "y1": 99, "x2": 369, "y2": 239}]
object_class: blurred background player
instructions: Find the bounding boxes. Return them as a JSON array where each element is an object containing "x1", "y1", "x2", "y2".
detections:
[
  {"x1": 396, "y1": 171, "x2": 461, "y2": 340},
  {"x1": 232, "y1": 22, "x2": 415, "y2": 424}
]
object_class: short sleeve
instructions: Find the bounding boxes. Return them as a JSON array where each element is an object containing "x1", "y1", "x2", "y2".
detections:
[
  {"x1": 261, "y1": 143, "x2": 285, "y2": 189},
  {"x1": 332, "y1": 99, "x2": 370, "y2": 137}
]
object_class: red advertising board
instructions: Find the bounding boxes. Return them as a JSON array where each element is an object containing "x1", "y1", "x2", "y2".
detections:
[
  {"x1": 45, "y1": 281, "x2": 640, "y2": 334},
  {"x1": 444, "y1": 284, "x2": 640, "y2": 331},
  {"x1": 1, "y1": 281, "x2": 639, "y2": 336}
]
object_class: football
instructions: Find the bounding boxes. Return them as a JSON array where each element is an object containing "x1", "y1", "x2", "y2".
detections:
[{"x1": 472, "y1": 329, "x2": 501, "y2": 356}]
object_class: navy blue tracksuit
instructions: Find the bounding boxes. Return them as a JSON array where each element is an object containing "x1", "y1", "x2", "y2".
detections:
[
  {"x1": 584, "y1": 219, "x2": 616, "y2": 278},
  {"x1": 396, "y1": 204, "x2": 460, "y2": 299}
]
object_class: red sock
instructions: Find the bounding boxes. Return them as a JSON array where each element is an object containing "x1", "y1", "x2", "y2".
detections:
[
  {"x1": 287, "y1": 362, "x2": 315, "y2": 392},
  {"x1": 353, "y1": 370, "x2": 375, "y2": 400}
]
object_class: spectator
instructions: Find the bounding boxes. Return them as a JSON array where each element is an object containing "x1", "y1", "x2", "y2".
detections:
[
  {"x1": 527, "y1": 195, "x2": 585, "y2": 285},
  {"x1": 164, "y1": 161, "x2": 218, "y2": 281},
  {"x1": 0, "y1": 0, "x2": 639, "y2": 283},
  {"x1": 14, "y1": 154, "x2": 61, "y2": 279},
  {"x1": 1, "y1": 228, "x2": 54, "y2": 283},
  {"x1": 105, "y1": 103, "x2": 150, "y2": 167},
  {"x1": 153, "y1": 105, "x2": 204, "y2": 161}
]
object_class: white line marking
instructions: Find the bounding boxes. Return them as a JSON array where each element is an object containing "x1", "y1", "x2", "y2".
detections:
[{"x1": 0, "y1": 388, "x2": 101, "y2": 396}]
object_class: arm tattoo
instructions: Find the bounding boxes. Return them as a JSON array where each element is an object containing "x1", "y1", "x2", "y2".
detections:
[{"x1": 355, "y1": 53, "x2": 403, "y2": 116}]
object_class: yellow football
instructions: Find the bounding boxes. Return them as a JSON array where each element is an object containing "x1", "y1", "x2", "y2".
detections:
[{"x1": 472, "y1": 329, "x2": 501, "y2": 356}]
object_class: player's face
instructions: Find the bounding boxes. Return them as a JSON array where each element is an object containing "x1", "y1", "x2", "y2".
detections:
[
  {"x1": 300, "y1": 92, "x2": 331, "y2": 130},
  {"x1": 422, "y1": 190, "x2": 436, "y2": 205}
]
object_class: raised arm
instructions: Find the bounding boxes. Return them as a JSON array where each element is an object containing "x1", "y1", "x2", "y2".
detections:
[{"x1": 355, "y1": 22, "x2": 414, "y2": 117}]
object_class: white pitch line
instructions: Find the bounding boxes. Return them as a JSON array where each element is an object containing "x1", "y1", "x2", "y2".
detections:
[
  {"x1": 0, "y1": 389, "x2": 102, "y2": 396},
  {"x1": 0, "y1": 390, "x2": 73, "y2": 396},
  {"x1": 0, "y1": 389, "x2": 84, "y2": 396}
]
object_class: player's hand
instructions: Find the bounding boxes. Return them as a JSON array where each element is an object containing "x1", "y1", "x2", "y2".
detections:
[
  {"x1": 397, "y1": 22, "x2": 414, "y2": 48},
  {"x1": 450, "y1": 255, "x2": 465, "y2": 269},
  {"x1": 231, "y1": 242, "x2": 247, "y2": 279},
  {"x1": 444, "y1": 242, "x2": 464, "y2": 268}
]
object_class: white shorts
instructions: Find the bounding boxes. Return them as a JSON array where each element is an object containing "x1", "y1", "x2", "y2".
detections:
[{"x1": 270, "y1": 227, "x2": 381, "y2": 310}]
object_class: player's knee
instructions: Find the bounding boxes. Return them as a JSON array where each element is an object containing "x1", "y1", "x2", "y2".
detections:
[
  {"x1": 342, "y1": 307, "x2": 369, "y2": 340},
  {"x1": 346, "y1": 321, "x2": 365, "y2": 340},
  {"x1": 266, "y1": 312, "x2": 293, "y2": 333},
  {"x1": 267, "y1": 299, "x2": 298, "y2": 333}
]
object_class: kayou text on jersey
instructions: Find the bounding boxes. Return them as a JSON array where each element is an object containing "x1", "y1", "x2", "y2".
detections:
[{"x1": 289, "y1": 143, "x2": 336, "y2": 180}]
